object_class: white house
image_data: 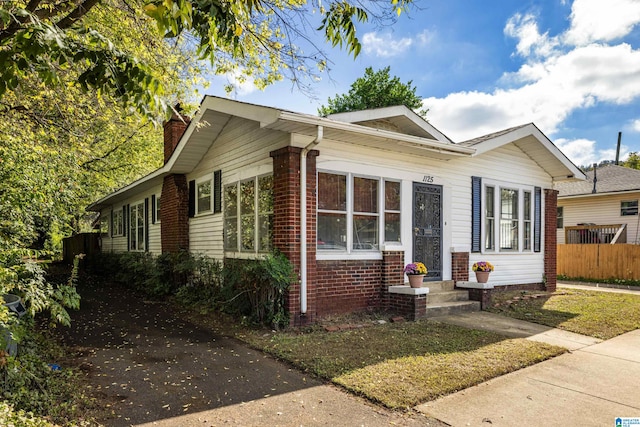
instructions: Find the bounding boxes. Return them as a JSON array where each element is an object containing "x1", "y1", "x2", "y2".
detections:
[{"x1": 89, "y1": 96, "x2": 584, "y2": 324}]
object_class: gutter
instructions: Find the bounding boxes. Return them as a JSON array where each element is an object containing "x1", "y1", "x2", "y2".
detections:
[{"x1": 300, "y1": 126, "x2": 323, "y2": 315}]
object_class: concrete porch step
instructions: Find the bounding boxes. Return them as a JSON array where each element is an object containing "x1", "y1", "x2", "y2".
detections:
[
  {"x1": 421, "y1": 280, "x2": 455, "y2": 292},
  {"x1": 426, "y1": 301, "x2": 481, "y2": 317},
  {"x1": 427, "y1": 290, "x2": 471, "y2": 304}
]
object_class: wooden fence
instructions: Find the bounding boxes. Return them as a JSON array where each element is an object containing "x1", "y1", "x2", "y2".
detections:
[
  {"x1": 558, "y1": 244, "x2": 640, "y2": 280},
  {"x1": 62, "y1": 233, "x2": 101, "y2": 264}
]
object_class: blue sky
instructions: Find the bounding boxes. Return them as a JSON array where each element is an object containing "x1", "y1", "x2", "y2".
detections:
[{"x1": 205, "y1": 0, "x2": 640, "y2": 167}]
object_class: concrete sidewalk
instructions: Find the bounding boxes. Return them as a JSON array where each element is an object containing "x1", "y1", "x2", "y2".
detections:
[
  {"x1": 417, "y1": 327, "x2": 640, "y2": 426},
  {"x1": 429, "y1": 311, "x2": 601, "y2": 350}
]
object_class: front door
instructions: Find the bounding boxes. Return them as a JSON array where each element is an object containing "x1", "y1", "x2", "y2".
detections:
[{"x1": 413, "y1": 183, "x2": 443, "y2": 281}]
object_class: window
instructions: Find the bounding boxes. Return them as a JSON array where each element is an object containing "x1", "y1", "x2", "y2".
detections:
[
  {"x1": 557, "y1": 207, "x2": 563, "y2": 229},
  {"x1": 317, "y1": 173, "x2": 347, "y2": 251},
  {"x1": 384, "y1": 180, "x2": 401, "y2": 242},
  {"x1": 156, "y1": 196, "x2": 161, "y2": 223},
  {"x1": 621, "y1": 200, "x2": 638, "y2": 216},
  {"x1": 318, "y1": 172, "x2": 397, "y2": 253},
  {"x1": 523, "y1": 191, "x2": 532, "y2": 250},
  {"x1": 476, "y1": 178, "x2": 538, "y2": 254},
  {"x1": 112, "y1": 209, "x2": 123, "y2": 236},
  {"x1": 485, "y1": 186, "x2": 495, "y2": 251},
  {"x1": 129, "y1": 201, "x2": 145, "y2": 251},
  {"x1": 500, "y1": 188, "x2": 519, "y2": 251},
  {"x1": 100, "y1": 216, "x2": 109, "y2": 235},
  {"x1": 197, "y1": 179, "x2": 212, "y2": 214},
  {"x1": 224, "y1": 175, "x2": 273, "y2": 253},
  {"x1": 353, "y1": 177, "x2": 379, "y2": 250}
]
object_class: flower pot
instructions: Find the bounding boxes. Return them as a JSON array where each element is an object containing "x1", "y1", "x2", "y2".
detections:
[
  {"x1": 475, "y1": 271, "x2": 490, "y2": 283},
  {"x1": 408, "y1": 274, "x2": 425, "y2": 288}
]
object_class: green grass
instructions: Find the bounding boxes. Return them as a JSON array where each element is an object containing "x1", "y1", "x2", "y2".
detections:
[
  {"x1": 243, "y1": 320, "x2": 564, "y2": 409},
  {"x1": 489, "y1": 289, "x2": 640, "y2": 339}
]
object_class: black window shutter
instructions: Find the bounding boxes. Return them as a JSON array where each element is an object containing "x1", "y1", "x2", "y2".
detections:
[
  {"x1": 110, "y1": 210, "x2": 114, "y2": 237},
  {"x1": 534, "y1": 187, "x2": 542, "y2": 252},
  {"x1": 188, "y1": 180, "x2": 196, "y2": 218},
  {"x1": 144, "y1": 198, "x2": 150, "y2": 252},
  {"x1": 125, "y1": 204, "x2": 130, "y2": 250},
  {"x1": 214, "y1": 170, "x2": 222, "y2": 213},
  {"x1": 151, "y1": 195, "x2": 156, "y2": 224},
  {"x1": 471, "y1": 176, "x2": 482, "y2": 253}
]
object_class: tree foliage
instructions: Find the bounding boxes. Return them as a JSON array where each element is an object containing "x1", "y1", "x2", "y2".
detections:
[
  {"x1": 2, "y1": 0, "x2": 414, "y2": 118},
  {"x1": 623, "y1": 152, "x2": 640, "y2": 169},
  {"x1": 318, "y1": 66, "x2": 426, "y2": 116}
]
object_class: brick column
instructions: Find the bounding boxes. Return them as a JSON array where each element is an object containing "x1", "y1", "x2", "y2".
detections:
[
  {"x1": 544, "y1": 189, "x2": 558, "y2": 292},
  {"x1": 270, "y1": 147, "x2": 319, "y2": 325},
  {"x1": 163, "y1": 112, "x2": 190, "y2": 164},
  {"x1": 451, "y1": 251, "x2": 470, "y2": 284},
  {"x1": 382, "y1": 251, "x2": 404, "y2": 309},
  {"x1": 161, "y1": 174, "x2": 189, "y2": 253}
]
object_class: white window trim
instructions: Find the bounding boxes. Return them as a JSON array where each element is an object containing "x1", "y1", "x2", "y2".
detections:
[
  {"x1": 317, "y1": 170, "x2": 393, "y2": 260},
  {"x1": 195, "y1": 175, "x2": 213, "y2": 216},
  {"x1": 481, "y1": 179, "x2": 535, "y2": 254},
  {"x1": 384, "y1": 179, "x2": 402, "y2": 244},
  {"x1": 112, "y1": 208, "x2": 124, "y2": 236},
  {"x1": 621, "y1": 200, "x2": 638, "y2": 216},
  {"x1": 224, "y1": 174, "x2": 273, "y2": 255},
  {"x1": 129, "y1": 200, "x2": 145, "y2": 252}
]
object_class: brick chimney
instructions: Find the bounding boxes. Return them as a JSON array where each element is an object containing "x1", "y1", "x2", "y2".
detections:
[
  {"x1": 161, "y1": 104, "x2": 191, "y2": 254},
  {"x1": 163, "y1": 105, "x2": 191, "y2": 164}
]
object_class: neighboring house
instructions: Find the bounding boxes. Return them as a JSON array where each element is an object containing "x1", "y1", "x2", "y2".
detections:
[
  {"x1": 88, "y1": 96, "x2": 584, "y2": 324},
  {"x1": 555, "y1": 165, "x2": 640, "y2": 244}
]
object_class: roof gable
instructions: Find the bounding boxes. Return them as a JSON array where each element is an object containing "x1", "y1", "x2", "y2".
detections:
[
  {"x1": 326, "y1": 105, "x2": 452, "y2": 143},
  {"x1": 460, "y1": 123, "x2": 585, "y2": 182}
]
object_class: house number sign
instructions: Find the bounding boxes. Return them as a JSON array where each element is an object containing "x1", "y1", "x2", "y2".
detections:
[{"x1": 422, "y1": 175, "x2": 435, "y2": 183}]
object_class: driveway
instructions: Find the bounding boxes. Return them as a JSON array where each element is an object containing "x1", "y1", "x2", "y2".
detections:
[{"x1": 57, "y1": 281, "x2": 441, "y2": 426}]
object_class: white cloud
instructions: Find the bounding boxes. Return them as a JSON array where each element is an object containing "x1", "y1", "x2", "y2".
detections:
[
  {"x1": 555, "y1": 138, "x2": 629, "y2": 166},
  {"x1": 564, "y1": 0, "x2": 640, "y2": 46},
  {"x1": 504, "y1": 13, "x2": 559, "y2": 59},
  {"x1": 422, "y1": 1, "x2": 640, "y2": 143},
  {"x1": 362, "y1": 32, "x2": 414, "y2": 57},
  {"x1": 223, "y1": 71, "x2": 257, "y2": 96},
  {"x1": 629, "y1": 119, "x2": 640, "y2": 133}
]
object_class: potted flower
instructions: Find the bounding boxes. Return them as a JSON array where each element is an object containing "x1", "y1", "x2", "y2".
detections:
[
  {"x1": 472, "y1": 261, "x2": 494, "y2": 283},
  {"x1": 404, "y1": 262, "x2": 428, "y2": 288}
]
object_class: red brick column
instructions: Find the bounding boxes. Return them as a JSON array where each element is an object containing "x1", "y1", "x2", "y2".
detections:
[
  {"x1": 270, "y1": 147, "x2": 319, "y2": 325},
  {"x1": 382, "y1": 250, "x2": 404, "y2": 309},
  {"x1": 161, "y1": 174, "x2": 189, "y2": 253},
  {"x1": 544, "y1": 189, "x2": 558, "y2": 292},
  {"x1": 451, "y1": 251, "x2": 470, "y2": 283}
]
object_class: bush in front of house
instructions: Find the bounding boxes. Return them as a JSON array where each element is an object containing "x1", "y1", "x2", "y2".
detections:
[{"x1": 89, "y1": 251, "x2": 295, "y2": 328}]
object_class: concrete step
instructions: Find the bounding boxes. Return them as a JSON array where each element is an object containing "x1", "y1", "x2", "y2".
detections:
[
  {"x1": 427, "y1": 290, "x2": 470, "y2": 304},
  {"x1": 426, "y1": 301, "x2": 481, "y2": 317},
  {"x1": 422, "y1": 280, "x2": 455, "y2": 292}
]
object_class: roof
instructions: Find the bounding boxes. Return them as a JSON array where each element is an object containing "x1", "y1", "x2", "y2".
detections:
[
  {"x1": 554, "y1": 164, "x2": 640, "y2": 197},
  {"x1": 460, "y1": 123, "x2": 586, "y2": 182},
  {"x1": 88, "y1": 96, "x2": 585, "y2": 211}
]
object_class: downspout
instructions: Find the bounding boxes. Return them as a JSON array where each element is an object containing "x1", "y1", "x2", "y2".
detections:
[{"x1": 300, "y1": 126, "x2": 323, "y2": 315}]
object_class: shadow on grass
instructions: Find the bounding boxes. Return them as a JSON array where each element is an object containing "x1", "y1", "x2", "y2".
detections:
[{"x1": 488, "y1": 292, "x2": 580, "y2": 330}]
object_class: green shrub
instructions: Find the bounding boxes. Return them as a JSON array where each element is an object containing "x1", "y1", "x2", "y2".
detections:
[{"x1": 91, "y1": 251, "x2": 295, "y2": 328}]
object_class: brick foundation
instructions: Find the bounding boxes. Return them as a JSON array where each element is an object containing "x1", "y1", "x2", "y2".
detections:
[
  {"x1": 469, "y1": 283, "x2": 547, "y2": 309},
  {"x1": 451, "y1": 251, "x2": 470, "y2": 283},
  {"x1": 316, "y1": 260, "x2": 383, "y2": 316},
  {"x1": 388, "y1": 293, "x2": 427, "y2": 320}
]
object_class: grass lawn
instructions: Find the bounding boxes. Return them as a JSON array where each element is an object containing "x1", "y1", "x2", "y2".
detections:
[
  {"x1": 242, "y1": 320, "x2": 564, "y2": 409},
  {"x1": 489, "y1": 288, "x2": 640, "y2": 340}
]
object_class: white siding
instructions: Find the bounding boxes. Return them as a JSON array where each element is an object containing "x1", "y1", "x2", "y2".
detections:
[
  {"x1": 558, "y1": 192, "x2": 640, "y2": 244},
  {"x1": 316, "y1": 139, "x2": 551, "y2": 284},
  {"x1": 98, "y1": 185, "x2": 163, "y2": 254},
  {"x1": 188, "y1": 117, "x2": 288, "y2": 258}
]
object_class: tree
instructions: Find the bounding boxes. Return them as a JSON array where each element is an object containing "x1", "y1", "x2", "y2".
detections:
[
  {"x1": 623, "y1": 152, "x2": 640, "y2": 169},
  {"x1": 318, "y1": 66, "x2": 426, "y2": 116},
  {"x1": 1, "y1": 0, "x2": 415, "y2": 119}
]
